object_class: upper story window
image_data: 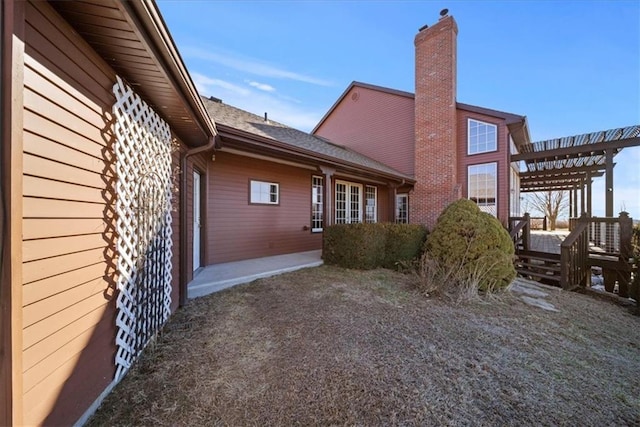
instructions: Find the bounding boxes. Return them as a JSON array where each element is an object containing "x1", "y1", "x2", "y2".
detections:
[
  {"x1": 250, "y1": 180, "x2": 279, "y2": 205},
  {"x1": 468, "y1": 119, "x2": 497, "y2": 155}
]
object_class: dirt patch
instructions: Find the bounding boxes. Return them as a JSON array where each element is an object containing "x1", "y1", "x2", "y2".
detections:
[{"x1": 89, "y1": 266, "x2": 640, "y2": 426}]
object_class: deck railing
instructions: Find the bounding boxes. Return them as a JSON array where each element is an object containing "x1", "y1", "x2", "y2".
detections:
[
  {"x1": 570, "y1": 217, "x2": 615, "y2": 251},
  {"x1": 560, "y1": 215, "x2": 590, "y2": 290},
  {"x1": 509, "y1": 213, "x2": 530, "y2": 252},
  {"x1": 567, "y1": 212, "x2": 634, "y2": 295},
  {"x1": 529, "y1": 216, "x2": 547, "y2": 231},
  {"x1": 510, "y1": 212, "x2": 634, "y2": 294}
]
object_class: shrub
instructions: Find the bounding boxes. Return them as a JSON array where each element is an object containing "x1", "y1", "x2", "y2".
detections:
[
  {"x1": 323, "y1": 223, "x2": 385, "y2": 269},
  {"x1": 424, "y1": 199, "x2": 516, "y2": 292},
  {"x1": 323, "y1": 223, "x2": 427, "y2": 270},
  {"x1": 382, "y1": 224, "x2": 428, "y2": 269}
]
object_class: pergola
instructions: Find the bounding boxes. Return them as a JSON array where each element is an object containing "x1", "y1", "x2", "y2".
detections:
[{"x1": 512, "y1": 125, "x2": 640, "y2": 217}]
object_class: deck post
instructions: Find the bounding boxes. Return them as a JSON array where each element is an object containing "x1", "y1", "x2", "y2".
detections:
[
  {"x1": 523, "y1": 212, "x2": 530, "y2": 251},
  {"x1": 605, "y1": 149, "x2": 614, "y2": 217},
  {"x1": 586, "y1": 173, "x2": 592, "y2": 216},
  {"x1": 618, "y1": 211, "x2": 633, "y2": 298}
]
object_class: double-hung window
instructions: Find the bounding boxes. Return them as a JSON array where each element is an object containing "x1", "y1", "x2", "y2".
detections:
[
  {"x1": 468, "y1": 162, "x2": 497, "y2": 216},
  {"x1": 311, "y1": 176, "x2": 323, "y2": 231},
  {"x1": 365, "y1": 185, "x2": 377, "y2": 223},
  {"x1": 468, "y1": 119, "x2": 497, "y2": 155},
  {"x1": 396, "y1": 194, "x2": 408, "y2": 224},
  {"x1": 250, "y1": 180, "x2": 279, "y2": 205},
  {"x1": 335, "y1": 180, "x2": 363, "y2": 224}
]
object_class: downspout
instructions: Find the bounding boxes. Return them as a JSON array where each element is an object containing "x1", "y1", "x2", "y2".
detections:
[{"x1": 179, "y1": 135, "x2": 217, "y2": 307}]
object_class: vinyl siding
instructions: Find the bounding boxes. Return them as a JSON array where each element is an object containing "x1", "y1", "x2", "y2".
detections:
[
  {"x1": 21, "y1": 2, "x2": 115, "y2": 425},
  {"x1": 314, "y1": 85, "x2": 415, "y2": 176},
  {"x1": 208, "y1": 151, "x2": 322, "y2": 264}
]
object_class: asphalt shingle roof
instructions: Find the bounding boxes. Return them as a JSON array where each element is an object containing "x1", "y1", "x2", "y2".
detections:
[{"x1": 202, "y1": 96, "x2": 413, "y2": 181}]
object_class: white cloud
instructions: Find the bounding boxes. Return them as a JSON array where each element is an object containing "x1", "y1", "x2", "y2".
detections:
[
  {"x1": 193, "y1": 71, "x2": 322, "y2": 131},
  {"x1": 183, "y1": 46, "x2": 333, "y2": 87},
  {"x1": 191, "y1": 73, "x2": 250, "y2": 96},
  {"x1": 247, "y1": 80, "x2": 276, "y2": 92}
]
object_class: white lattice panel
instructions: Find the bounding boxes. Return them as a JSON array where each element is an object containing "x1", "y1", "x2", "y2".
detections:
[{"x1": 113, "y1": 75, "x2": 174, "y2": 380}]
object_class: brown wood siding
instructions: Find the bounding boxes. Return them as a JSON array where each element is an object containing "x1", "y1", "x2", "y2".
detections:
[
  {"x1": 21, "y1": 2, "x2": 116, "y2": 425},
  {"x1": 314, "y1": 86, "x2": 415, "y2": 176},
  {"x1": 208, "y1": 152, "x2": 322, "y2": 264},
  {"x1": 456, "y1": 110, "x2": 510, "y2": 223},
  {"x1": 2, "y1": 1, "x2": 26, "y2": 424},
  {"x1": 377, "y1": 186, "x2": 391, "y2": 222}
]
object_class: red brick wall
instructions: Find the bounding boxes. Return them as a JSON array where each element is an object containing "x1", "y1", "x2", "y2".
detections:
[{"x1": 412, "y1": 16, "x2": 460, "y2": 229}]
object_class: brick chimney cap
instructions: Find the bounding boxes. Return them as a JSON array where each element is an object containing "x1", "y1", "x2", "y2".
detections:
[{"x1": 439, "y1": 8, "x2": 449, "y2": 19}]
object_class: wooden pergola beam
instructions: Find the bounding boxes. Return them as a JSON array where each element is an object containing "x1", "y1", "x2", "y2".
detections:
[
  {"x1": 519, "y1": 163, "x2": 607, "y2": 179},
  {"x1": 512, "y1": 136, "x2": 640, "y2": 162}
]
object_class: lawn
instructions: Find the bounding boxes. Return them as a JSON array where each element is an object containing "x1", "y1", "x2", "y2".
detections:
[{"x1": 89, "y1": 266, "x2": 640, "y2": 426}]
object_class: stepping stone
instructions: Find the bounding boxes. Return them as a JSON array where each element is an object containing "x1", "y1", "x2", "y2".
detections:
[{"x1": 520, "y1": 296, "x2": 559, "y2": 312}]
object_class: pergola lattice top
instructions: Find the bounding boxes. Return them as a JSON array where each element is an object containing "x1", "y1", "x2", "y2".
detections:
[{"x1": 512, "y1": 125, "x2": 640, "y2": 193}]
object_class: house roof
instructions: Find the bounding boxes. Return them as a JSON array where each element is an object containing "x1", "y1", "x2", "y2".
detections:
[
  {"x1": 50, "y1": 0, "x2": 217, "y2": 147},
  {"x1": 202, "y1": 97, "x2": 414, "y2": 183},
  {"x1": 312, "y1": 81, "x2": 531, "y2": 147}
]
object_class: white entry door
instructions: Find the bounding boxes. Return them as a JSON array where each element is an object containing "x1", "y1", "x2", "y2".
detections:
[{"x1": 193, "y1": 171, "x2": 201, "y2": 271}]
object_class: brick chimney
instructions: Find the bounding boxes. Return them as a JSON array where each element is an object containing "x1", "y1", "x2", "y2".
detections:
[{"x1": 412, "y1": 12, "x2": 460, "y2": 229}]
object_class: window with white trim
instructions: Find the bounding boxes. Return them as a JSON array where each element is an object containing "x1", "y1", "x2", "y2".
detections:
[
  {"x1": 250, "y1": 180, "x2": 279, "y2": 205},
  {"x1": 468, "y1": 119, "x2": 497, "y2": 155},
  {"x1": 365, "y1": 185, "x2": 377, "y2": 223},
  {"x1": 468, "y1": 162, "x2": 497, "y2": 216},
  {"x1": 311, "y1": 175, "x2": 323, "y2": 231},
  {"x1": 396, "y1": 194, "x2": 408, "y2": 224},
  {"x1": 335, "y1": 180, "x2": 362, "y2": 224}
]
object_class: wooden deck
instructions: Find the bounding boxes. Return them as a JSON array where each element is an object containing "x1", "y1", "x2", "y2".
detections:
[{"x1": 529, "y1": 230, "x2": 570, "y2": 254}]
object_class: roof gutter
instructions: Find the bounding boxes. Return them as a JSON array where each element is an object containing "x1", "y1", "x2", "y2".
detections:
[{"x1": 179, "y1": 135, "x2": 218, "y2": 306}]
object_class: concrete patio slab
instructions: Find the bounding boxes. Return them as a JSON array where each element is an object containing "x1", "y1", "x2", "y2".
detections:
[{"x1": 187, "y1": 250, "x2": 323, "y2": 299}]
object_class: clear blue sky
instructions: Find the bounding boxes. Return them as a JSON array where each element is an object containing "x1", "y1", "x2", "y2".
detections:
[{"x1": 157, "y1": 0, "x2": 640, "y2": 219}]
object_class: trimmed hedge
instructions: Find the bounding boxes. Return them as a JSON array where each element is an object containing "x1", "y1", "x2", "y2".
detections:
[
  {"x1": 323, "y1": 223, "x2": 427, "y2": 270},
  {"x1": 383, "y1": 224, "x2": 429, "y2": 269}
]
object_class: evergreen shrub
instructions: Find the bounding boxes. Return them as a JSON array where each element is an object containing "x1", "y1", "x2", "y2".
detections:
[{"x1": 424, "y1": 199, "x2": 516, "y2": 291}]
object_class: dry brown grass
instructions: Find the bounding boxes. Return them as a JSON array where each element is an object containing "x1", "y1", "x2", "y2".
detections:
[{"x1": 89, "y1": 266, "x2": 640, "y2": 426}]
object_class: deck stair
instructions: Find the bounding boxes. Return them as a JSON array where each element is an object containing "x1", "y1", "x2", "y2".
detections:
[
  {"x1": 514, "y1": 250, "x2": 561, "y2": 285},
  {"x1": 510, "y1": 213, "x2": 634, "y2": 294}
]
